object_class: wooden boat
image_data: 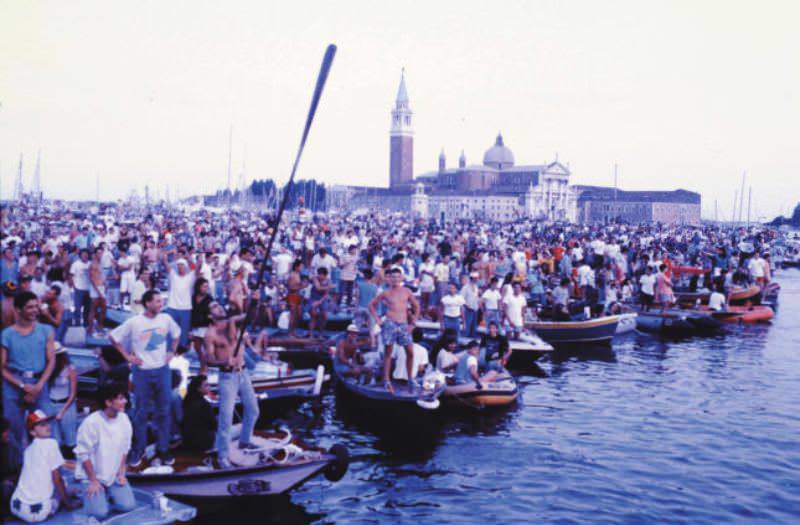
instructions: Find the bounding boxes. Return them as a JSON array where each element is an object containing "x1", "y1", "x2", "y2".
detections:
[
  {"x1": 332, "y1": 354, "x2": 446, "y2": 412},
  {"x1": 728, "y1": 284, "x2": 762, "y2": 305},
  {"x1": 65, "y1": 347, "x2": 329, "y2": 411},
  {"x1": 442, "y1": 372, "x2": 518, "y2": 409},
  {"x1": 633, "y1": 308, "x2": 722, "y2": 336},
  {"x1": 671, "y1": 265, "x2": 708, "y2": 276},
  {"x1": 261, "y1": 332, "x2": 336, "y2": 367},
  {"x1": 525, "y1": 315, "x2": 621, "y2": 345},
  {"x1": 414, "y1": 320, "x2": 554, "y2": 366},
  {"x1": 127, "y1": 426, "x2": 348, "y2": 498},
  {"x1": 615, "y1": 312, "x2": 638, "y2": 335},
  {"x1": 104, "y1": 306, "x2": 134, "y2": 327},
  {"x1": 298, "y1": 310, "x2": 354, "y2": 332},
  {"x1": 6, "y1": 483, "x2": 197, "y2": 524},
  {"x1": 699, "y1": 305, "x2": 774, "y2": 323}
]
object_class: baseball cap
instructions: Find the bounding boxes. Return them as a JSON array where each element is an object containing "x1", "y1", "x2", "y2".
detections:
[
  {"x1": 26, "y1": 409, "x2": 53, "y2": 431},
  {"x1": 176, "y1": 258, "x2": 189, "y2": 266},
  {"x1": 346, "y1": 324, "x2": 359, "y2": 333}
]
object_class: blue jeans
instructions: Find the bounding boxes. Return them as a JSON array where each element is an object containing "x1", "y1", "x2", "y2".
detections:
[
  {"x1": 73, "y1": 289, "x2": 90, "y2": 326},
  {"x1": 464, "y1": 307, "x2": 478, "y2": 338},
  {"x1": 215, "y1": 370, "x2": 260, "y2": 461},
  {"x1": 55, "y1": 310, "x2": 70, "y2": 343},
  {"x1": 2, "y1": 378, "x2": 51, "y2": 462},
  {"x1": 131, "y1": 366, "x2": 171, "y2": 457},
  {"x1": 165, "y1": 308, "x2": 191, "y2": 349},
  {"x1": 50, "y1": 400, "x2": 78, "y2": 447},
  {"x1": 82, "y1": 480, "x2": 136, "y2": 519},
  {"x1": 443, "y1": 315, "x2": 461, "y2": 341},
  {"x1": 484, "y1": 309, "x2": 500, "y2": 328}
]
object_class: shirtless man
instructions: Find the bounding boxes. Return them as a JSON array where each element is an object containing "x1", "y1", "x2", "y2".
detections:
[
  {"x1": 87, "y1": 247, "x2": 107, "y2": 336},
  {"x1": 368, "y1": 267, "x2": 420, "y2": 393},
  {"x1": 286, "y1": 260, "x2": 303, "y2": 337},
  {"x1": 334, "y1": 324, "x2": 373, "y2": 384},
  {"x1": 204, "y1": 303, "x2": 259, "y2": 469}
]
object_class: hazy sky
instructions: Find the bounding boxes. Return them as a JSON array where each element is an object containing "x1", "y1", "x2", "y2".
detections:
[{"x1": 1, "y1": 0, "x2": 798, "y2": 220}]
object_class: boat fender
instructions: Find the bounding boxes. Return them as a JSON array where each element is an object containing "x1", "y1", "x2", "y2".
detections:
[
  {"x1": 313, "y1": 364, "x2": 325, "y2": 396},
  {"x1": 324, "y1": 443, "x2": 350, "y2": 482}
]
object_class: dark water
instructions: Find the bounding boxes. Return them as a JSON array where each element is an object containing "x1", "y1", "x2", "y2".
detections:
[{"x1": 196, "y1": 270, "x2": 800, "y2": 524}]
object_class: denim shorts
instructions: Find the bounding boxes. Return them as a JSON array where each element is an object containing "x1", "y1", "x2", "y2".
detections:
[{"x1": 381, "y1": 319, "x2": 412, "y2": 346}]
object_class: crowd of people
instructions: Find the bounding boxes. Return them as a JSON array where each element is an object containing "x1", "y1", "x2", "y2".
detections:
[{"x1": 1, "y1": 200, "x2": 795, "y2": 521}]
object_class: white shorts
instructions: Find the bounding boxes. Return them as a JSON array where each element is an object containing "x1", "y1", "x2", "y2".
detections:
[
  {"x1": 191, "y1": 327, "x2": 208, "y2": 338},
  {"x1": 120, "y1": 272, "x2": 136, "y2": 293},
  {"x1": 90, "y1": 285, "x2": 106, "y2": 300},
  {"x1": 10, "y1": 492, "x2": 58, "y2": 522}
]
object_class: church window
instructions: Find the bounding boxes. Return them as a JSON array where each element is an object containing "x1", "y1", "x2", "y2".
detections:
[{"x1": 405, "y1": 116, "x2": 410, "y2": 125}]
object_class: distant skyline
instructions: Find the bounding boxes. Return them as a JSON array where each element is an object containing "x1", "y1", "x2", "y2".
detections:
[{"x1": 1, "y1": 0, "x2": 798, "y2": 220}]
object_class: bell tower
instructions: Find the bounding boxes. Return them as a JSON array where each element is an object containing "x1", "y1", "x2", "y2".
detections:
[{"x1": 390, "y1": 69, "x2": 414, "y2": 188}]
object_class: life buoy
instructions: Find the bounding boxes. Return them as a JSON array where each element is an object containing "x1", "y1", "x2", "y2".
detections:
[{"x1": 324, "y1": 443, "x2": 350, "y2": 481}]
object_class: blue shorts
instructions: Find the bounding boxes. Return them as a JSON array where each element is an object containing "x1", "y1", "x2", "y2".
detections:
[{"x1": 381, "y1": 319, "x2": 413, "y2": 346}]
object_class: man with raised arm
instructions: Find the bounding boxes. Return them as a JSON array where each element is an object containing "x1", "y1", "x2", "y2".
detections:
[
  {"x1": 204, "y1": 302, "x2": 259, "y2": 469},
  {"x1": 368, "y1": 267, "x2": 420, "y2": 394}
]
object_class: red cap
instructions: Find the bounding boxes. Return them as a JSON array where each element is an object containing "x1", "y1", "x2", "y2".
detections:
[{"x1": 26, "y1": 409, "x2": 53, "y2": 431}]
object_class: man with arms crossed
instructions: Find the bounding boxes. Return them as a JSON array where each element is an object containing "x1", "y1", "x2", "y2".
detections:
[{"x1": 368, "y1": 268, "x2": 420, "y2": 394}]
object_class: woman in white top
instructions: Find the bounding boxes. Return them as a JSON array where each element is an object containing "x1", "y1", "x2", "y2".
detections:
[{"x1": 48, "y1": 345, "x2": 78, "y2": 455}]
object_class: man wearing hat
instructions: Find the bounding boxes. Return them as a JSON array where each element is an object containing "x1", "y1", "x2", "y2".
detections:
[
  {"x1": 334, "y1": 324, "x2": 373, "y2": 384},
  {"x1": 9, "y1": 410, "x2": 79, "y2": 522}
]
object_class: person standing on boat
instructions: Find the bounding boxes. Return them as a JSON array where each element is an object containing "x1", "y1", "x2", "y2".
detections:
[
  {"x1": 440, "y1": 282, "x2": 466, "y2": 341},
  {"x1": 68, "y1": 248, "x2": 91, "y2": 327},
  {"x1": 338, "y1": 244, "x2": 358, "y2": 309},
  {"x1": 165, "y1": 257, "x2": 201, "y2": 351},
  {"x1": 109, "y1": 289, "x2": 180, "y2": 468},
  {"x1": 655, "y1": 263, "x2": 675, "y2": 309},
  {"x1": 638, "y1": 266, "x2": 656, "y2": 312},
  {"x1": 204, "y1": 302, "x2": 259, "y2": 469},
  {"x1": 286, "y1": 260, "x2": 304, "y2": 337},
  {"x1": 460, "y1": 272, "x2": 480, "y2": 339},
  {"x1": 87, "y1": 247, "x2": 108, "y2": 337},
  {"x1": 74, "y1": 383, "x2": 137, "y2": 520},
  {"x1": 2, "y1": 289, "x2": 58, "y2": 466},
  {"x1": 368, "y1": 267, "x2": 420, "y2": 394},
  {"x1": 502, "y1": 282, "x2": 528, "y2": 340}
]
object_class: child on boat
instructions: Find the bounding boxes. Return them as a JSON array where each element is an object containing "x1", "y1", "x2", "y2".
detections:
[{"x1": 9, "y1": 410, "x2": 79, "y2": 523}]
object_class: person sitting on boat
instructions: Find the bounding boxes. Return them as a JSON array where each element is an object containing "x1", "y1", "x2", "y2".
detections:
[
  {"x1": 392, "y1": 335, "x2": 429, "y2": 384},
  {"x1": 335, "y1": 324, "x2": 373, "y2": 384},
  {"x1": 9, "y1": 410, "x2": 80, "y2": 523},
  {"x1": 454, "y1": 341, "x2": 497, "y2": 389},
  {"x1": 435, "y1": 338, "x2": 459, "y2": 376},
  {"x1": 74, "y1": 383, "x2": 137, "y2": 520},
  {"x1": 181, "y1": 374, "x2": 216, "y2": 453},
  {"x1": 480, "y1": 322, "x2": 511, "y2": 370},
  {"x1": 204, "y1": 302, "x2": 260, "y2": 469},
  {"x1": 708, "y1": 285, "x2": 727, "y2": 312},
  {"x1": 552, "y1": 277, "x2": 572, "y2": 321}
]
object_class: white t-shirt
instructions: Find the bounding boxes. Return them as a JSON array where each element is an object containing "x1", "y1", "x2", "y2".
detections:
[
  {"x1": 392, "y1": 343, "x2": 430, "y2": 381},
  {"x1": 13, "y1": 438, "x2": 64, "y2": 504},
  {"x1": 70, "y1": 259, "x2": 91, "y2": 291},
  {"x1": 748, "y1": 257, "x2": 765, "y2": 278},
  {"x1": 434, "y1": 262, "x2": 449, "y2": 283},
  {"x1": 167, "y1": 269, "x2": 196, "y2": 310},
  {"x1": 74, "y1": 411, "x2": 133, "y2": 487},
  {"x1": 504, "y1": 294, "x2": 527, "y2": 327},
  {"x1": 118, "y1": 255, "x2": 135, "y2": 276},
  {"x1": 708, "y1": 291, "x2": 726, "y2": 311},
  {"x1": 274, "y1": 252, "x2": 293, "y2": 277},
  {"x1": 639, "y1": 274, "x2": 656, "y2": 296},
  {"x1": 110, "y1": 313, "x2": 181, "y2": 370},
  {"x1": 482, "y1": 289, "x2": 502, "y2": 310},
  {"x1": 441, "y1": 293, "x2": 465, "y2": 318},
  {"x1": 419, "y1": 262, "x2": 435, "y2": 292}
]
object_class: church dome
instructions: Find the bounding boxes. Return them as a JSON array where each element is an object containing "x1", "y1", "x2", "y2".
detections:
[{"x1": 483, "y1": 133, "x2": 515, "y2": 169}]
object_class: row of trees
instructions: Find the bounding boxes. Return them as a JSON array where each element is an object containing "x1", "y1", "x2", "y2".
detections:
[{"x1": 207, "y1": 178, "x2": 327, "y2": 211}]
